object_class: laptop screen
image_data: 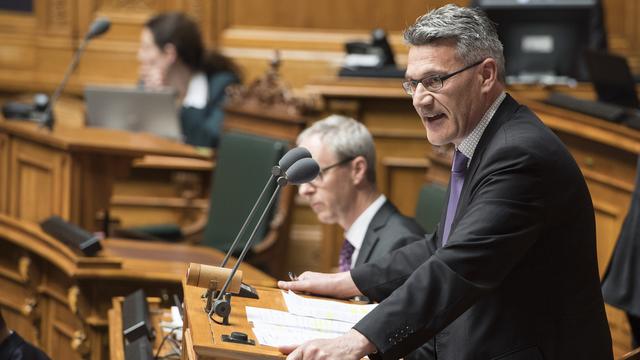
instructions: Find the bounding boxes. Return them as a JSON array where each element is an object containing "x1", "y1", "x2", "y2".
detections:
[{"x1": 84, "y1": 85, "x2": 182, "y2": 140}]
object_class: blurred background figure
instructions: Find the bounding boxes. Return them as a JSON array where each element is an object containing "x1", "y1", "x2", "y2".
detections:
[
  {"x1": 138, "y1": 12, "x2": 240, "y2": 148},
  {"x1": 0, "y1": 310, "x2": 50, "y2": 359}
]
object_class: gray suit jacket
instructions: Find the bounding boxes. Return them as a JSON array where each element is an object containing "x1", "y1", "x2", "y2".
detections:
[
  {"x1": 353, "y1": 200, "x2": 425, "y2": 267},
  {"x1": 352, "y1": 94, "x2": 612, "y2": 360}
]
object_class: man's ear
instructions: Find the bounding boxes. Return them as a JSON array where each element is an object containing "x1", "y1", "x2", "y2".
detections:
[
  {"x1": 479, "y1": 58, "x2": 498, "y2": 93},
  {"x1": 351, "y1": 156, "x2": 368, "y2": 186}
]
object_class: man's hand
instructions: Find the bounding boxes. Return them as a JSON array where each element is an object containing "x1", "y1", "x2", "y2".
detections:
[
  {"x1": 279, "y1": 329, "x2": 376, "y2": 360},
  {"x1": 278, "y1": 271, "x2": 362, "y2": 299}
]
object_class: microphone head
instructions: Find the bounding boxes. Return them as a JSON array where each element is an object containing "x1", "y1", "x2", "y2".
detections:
[
  {"x1": 284, "y1": 158, "x2": 320, "y2": 185},
  {"x1": 86, "y1": 17, "x2": 111, "y2": 40},
  {"x1": 276, "y1": 147, "x2": 312, "y2": 175}
]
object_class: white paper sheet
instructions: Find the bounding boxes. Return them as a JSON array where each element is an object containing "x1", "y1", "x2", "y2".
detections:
[{"x1": 282, "y1": 290, "x2": 377, "y2": 324}]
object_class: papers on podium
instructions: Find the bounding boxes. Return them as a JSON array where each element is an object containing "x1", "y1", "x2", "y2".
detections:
[{"x1": 246, "y1": 290, "x2": 377, "y2": 347}]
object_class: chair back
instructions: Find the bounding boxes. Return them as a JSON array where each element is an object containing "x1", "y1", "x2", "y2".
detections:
[
  {"x1": 201, "y1": 131, "x2": 287, "y2": 253},
  {"x1": 414, "y1": 183, "x2": 447, "y2": 233}
]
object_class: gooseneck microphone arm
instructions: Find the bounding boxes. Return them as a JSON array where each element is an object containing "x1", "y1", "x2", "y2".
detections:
[
  {"x1": 216, "y1": 182, "x2": 284, "y2": 303},
  {"x1": 40, "y1": 40, "x2": 89, "y2": 130},
  {"x1": 219, "y1": 172, "x2": 276, "y2": 268},
  {"x1": 41, "y1": 17, "x2": 111, "y2": 130},
  {"x1": 210, "y1": 158, "x2": 319, "y2": 323}
]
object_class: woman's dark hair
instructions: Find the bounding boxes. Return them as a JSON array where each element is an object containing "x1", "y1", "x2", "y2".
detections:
[
  {"x1": 145, "y1": 12, "x2": 239, "y2": 77},
  {"x1": 0, "y1": 310, "x2": 5, "y2": 330}
]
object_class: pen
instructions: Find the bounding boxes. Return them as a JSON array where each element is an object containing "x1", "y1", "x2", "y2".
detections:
[{"x1": 288, "y1": 271, "x2": 298, "y2": 281}]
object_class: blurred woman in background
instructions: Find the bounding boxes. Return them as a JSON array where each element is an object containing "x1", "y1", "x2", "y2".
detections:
[{"x1": 138, "y1": 12, "x2": 240, "y2": 148}]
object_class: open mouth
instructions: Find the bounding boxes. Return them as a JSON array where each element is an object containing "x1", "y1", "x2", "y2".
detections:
[{"x1": 425, "y1": 113, "x2": 446, "y2": 122}]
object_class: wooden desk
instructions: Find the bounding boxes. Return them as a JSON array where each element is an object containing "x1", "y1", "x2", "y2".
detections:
[
  {"x1": 109, "y1": 154, "x2": 214, "y2": 232},
  {"x1": 108, "y1": 296, "x2": 175, "y2": 360},
  {"x1": 0, "y1": 119, "x2": 208, "y2": 232},
  {"x1": 182, "y1": 284, "x2": 286, "y2": 360},
  {"x1": 0, "y1": 214, "x2": 275, "y2": 360}
]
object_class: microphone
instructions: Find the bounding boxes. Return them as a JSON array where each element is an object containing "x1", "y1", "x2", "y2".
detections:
[
  {"x1": 210, "y1": 157, "x2": 319, "y2": 325},
  {"x1": 39, "y1": 17, "x2": 112, "y2": 130},
  {"x1": 271, "y1": 147, "x2": 311, "y2": 177},
  {"x1": 86, "y1": 17, "x2": 111, "y2": 40},
  {"x1": 219, "y1": 147, "x2": 311, "y2": 268},
  {"x1": 277, "y1": 157, "x2": 320, "y2": 185}
]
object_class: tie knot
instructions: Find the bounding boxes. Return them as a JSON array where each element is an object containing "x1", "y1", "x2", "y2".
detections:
[
  {"x1": 452, "y1": 150, "x2": 469, "y2": 173},
  {"x1": 338, "y1": 239, "x2": 356, "y2": 272}
]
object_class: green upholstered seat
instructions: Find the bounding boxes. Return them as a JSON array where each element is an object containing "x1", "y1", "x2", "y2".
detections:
[
  {"x1": 200, "y1": 131, "x2": 288, "y2": 253},
  {"x1": 414, "y1": 183, "x2": 447, "y2": 234}
]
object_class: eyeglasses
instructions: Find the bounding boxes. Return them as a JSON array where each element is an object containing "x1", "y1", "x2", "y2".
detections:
[
  {"x1": 309, "y1": 157, "x2": 355, "y2": 186},
  {"x1": 402, "y1": 59, "x2": 485, "y2": 96}
]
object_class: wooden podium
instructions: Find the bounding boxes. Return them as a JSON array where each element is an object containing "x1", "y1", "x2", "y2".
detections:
[
  {"x1": 182, "y1": 283, "x2": 287, "y2": 359},
  {"x1": 0, "y1": 214, "x2": 275, "y2": 360},
  {"x1": 0, "y1": 119, "x2": 208, "y2": 231}
]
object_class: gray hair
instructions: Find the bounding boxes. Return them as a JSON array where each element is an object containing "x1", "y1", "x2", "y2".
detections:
[
  {"x1": 297, "y1": 115, "x2": 376, "y2": 184},
  {"x1": 404, "y1": 4, "x2": 505, "y2": 83}
]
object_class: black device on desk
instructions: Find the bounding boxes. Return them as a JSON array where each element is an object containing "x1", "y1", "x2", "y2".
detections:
[
  {"x1": 584, "y1": 50, "x2": 639, "y2": 109},
  {"x1": 544, "y1": 50, "x2": 640, "y2": 130},
  {"x1": 339, "y1": 28, "x2": 405, "y2": 78}
]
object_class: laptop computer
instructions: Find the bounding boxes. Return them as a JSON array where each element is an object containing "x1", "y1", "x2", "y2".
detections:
[
  {"x1": 584, "y1": 50, "x2": 639, "y2": 108},
  {"x1": 84, "y1": 85, "x2": 182, "y2": 140}
]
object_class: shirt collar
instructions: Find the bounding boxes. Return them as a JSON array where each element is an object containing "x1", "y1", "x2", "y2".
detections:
[
  {"x1": 345, "y1": 194, "x2": 387, "y2": 251},
  {"x1": 457, "y1": 91, "x2": 506, "y2": 161},
  {"x1": 182, "y1": 72, "x2": 208, "y2": 109}
]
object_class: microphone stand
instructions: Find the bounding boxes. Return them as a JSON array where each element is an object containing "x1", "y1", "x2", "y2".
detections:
[
  {"x1": 202, "y1": 168, "x2": 280, "y2": 305},
  {"x1": 219, "y1": 167, "x2": 280, "y2": 268},
  {"x1": 209, "y1": 178, "x2": 286, "y2": 325},
  {"x1": 40, "y1": 34, "x2": 92, "y2": 130}
]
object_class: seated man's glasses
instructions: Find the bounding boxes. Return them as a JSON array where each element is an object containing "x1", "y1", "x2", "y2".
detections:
[
  {"x1": 402, "y1": 59, "x2": 485, "y2": 96},
  {"x1": 310, "y1": 157, "x2": 355, "y2": 186}
]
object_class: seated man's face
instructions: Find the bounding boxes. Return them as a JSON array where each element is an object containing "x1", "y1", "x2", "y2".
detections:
[{"x1": 297, "y1": 135, "x2": 355, "y2": 228}]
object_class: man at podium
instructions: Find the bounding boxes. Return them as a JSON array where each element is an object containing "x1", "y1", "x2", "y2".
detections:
[{"x1": 279, "y1": 4, "x2": 612, "y2": 360}]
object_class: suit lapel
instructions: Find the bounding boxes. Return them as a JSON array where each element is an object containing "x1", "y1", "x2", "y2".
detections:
[
  {"x1": 355, "y1": 201, "x2": 395, "y2": 266},
  {"x1": 438, "y1": 94, "x2": 520, "y2": 247}
]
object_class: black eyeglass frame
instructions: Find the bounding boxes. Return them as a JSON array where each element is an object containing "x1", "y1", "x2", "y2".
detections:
[
  {"x1": 402, "y1": 59, "x2": 485, "y2": 96},
  {"x1": 310, "y1": 156, "x2": 356, "y2": 185}
]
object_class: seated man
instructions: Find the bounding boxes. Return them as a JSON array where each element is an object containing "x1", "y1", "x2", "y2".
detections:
[
  {"x1": 0, "y1": 310, "x2": 50, "y2": 359},
  {"x1": 297, "y1": 115, "x2": 425, "y2": 271}
]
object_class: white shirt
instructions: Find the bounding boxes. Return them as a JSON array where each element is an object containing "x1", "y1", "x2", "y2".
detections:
[
  {"x1": 457, "y1": 92, "x2": 506, "y2": 162},
  {"x1": 344, "y1": 194, "x2": 387, "y2": 268},
  {"x1": 182, "y1": 72, "x2": 208, "y2": 109}
]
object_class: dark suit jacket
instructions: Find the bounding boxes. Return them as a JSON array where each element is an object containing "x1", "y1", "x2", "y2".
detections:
[
  {"x1": 351, "y1": 95, "x2": 612, "y2": 360},
  {"x1": 602, "y1": 157, "x2": 640, "y2": 344},
  {"x1": 353, "y1": 200, "x2": 425, "y2": 267},
  {"x1": 180, "y1": 71, "x2": 239, "y2": 148},
  {"x1": 0, "y1": 332, "x2": 50, "y2": 360}
]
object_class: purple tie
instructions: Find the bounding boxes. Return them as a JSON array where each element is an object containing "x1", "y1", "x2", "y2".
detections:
[
  {"x1": 442, "y1": 150, "x2": 469, "y2": 246},
  {"x1": 338, "y1": 239, "x2": 356, "y2": 272}
]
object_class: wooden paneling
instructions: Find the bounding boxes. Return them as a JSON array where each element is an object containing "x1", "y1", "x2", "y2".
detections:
[
  {"x1": 9, "y1": 138, "x2": 70, "y2": 223},
  {"x1": 2, "y1": 0, "x2": 639, "y2": 94},
  {"x1": 0, "y1": 119, "x2": 207, "y2": 231}
]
